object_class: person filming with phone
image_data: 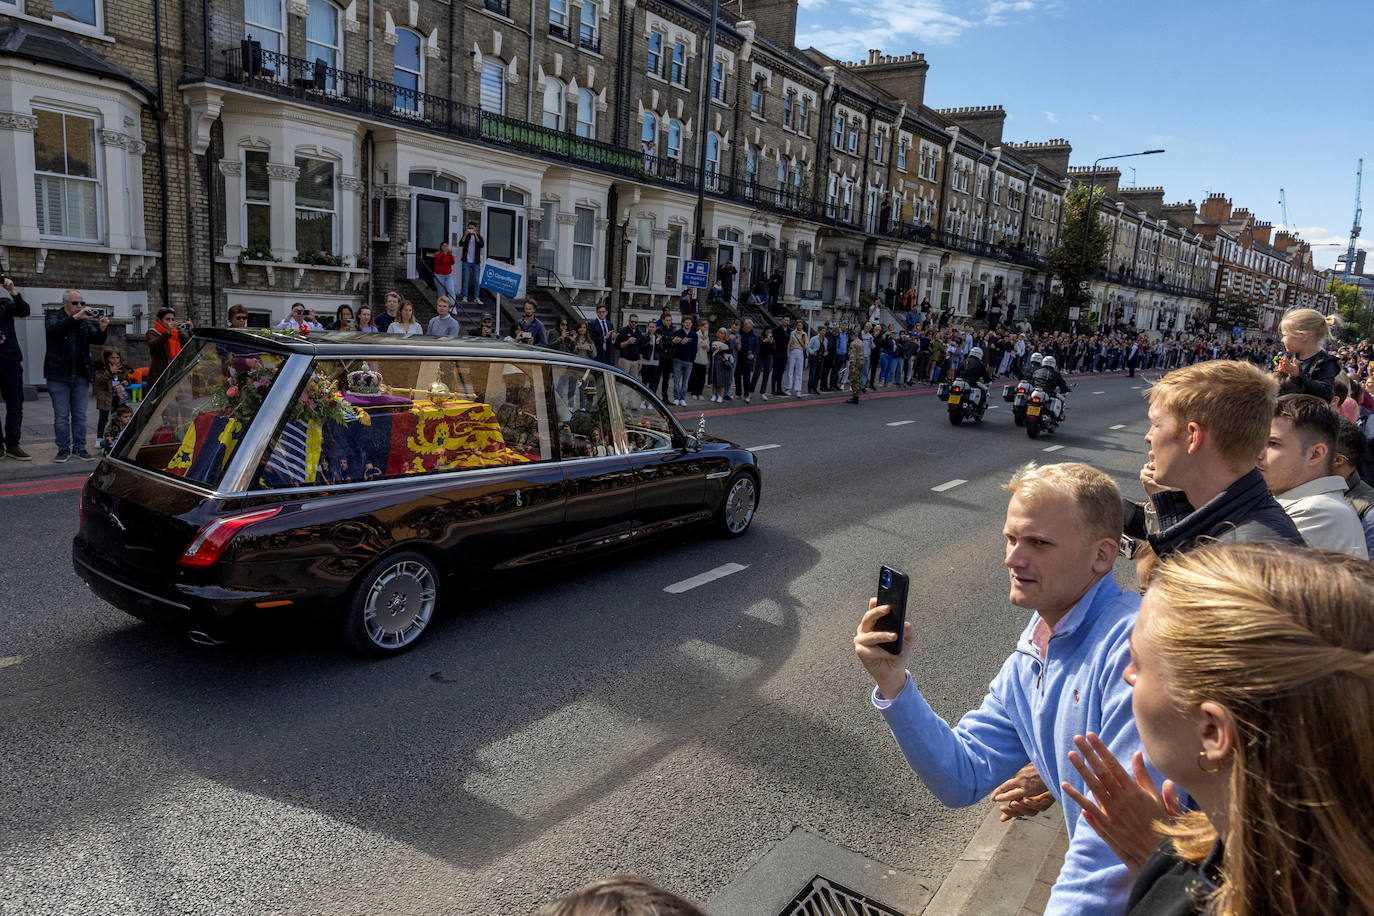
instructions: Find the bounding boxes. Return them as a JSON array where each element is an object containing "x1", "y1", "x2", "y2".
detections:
[
  {"x1": 44, "y1": 289, "x2": 108, "y2": 462},
  {"x1": 854, "y1": 462, "x2": 1157, "y2": 916},
  {"x1": 146, "y1": 306, "x2": 192, "y2": 385}
]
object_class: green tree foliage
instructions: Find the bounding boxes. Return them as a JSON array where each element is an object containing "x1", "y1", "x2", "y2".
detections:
[
  {"x1": 1043, "y1": 184, "x2": 1113, "y2": 331},
  {"x1": 1213, "y1": 295, "x2": 1261, "y2": 332},
  {"x1": 1328, "y1": 278, "x2": 1373, "y2": 341}
]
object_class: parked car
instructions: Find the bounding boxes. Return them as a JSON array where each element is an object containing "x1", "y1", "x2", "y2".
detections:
[{"x1": 73, "y1": 329, "x2": 761, "y2": 656}]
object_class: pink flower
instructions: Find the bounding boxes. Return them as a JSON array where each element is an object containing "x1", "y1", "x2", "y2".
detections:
[
  {"x1": 299, "y1": 394, "x2": 309, "y2": 403},
  {"x1": 226, "y1": 386, "x2": 240, "y2": 398}
]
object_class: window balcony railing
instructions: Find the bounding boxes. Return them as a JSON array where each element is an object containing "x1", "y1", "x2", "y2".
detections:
[
  {"x1": 484, "y1": 0, "x2": 510, "y2": 16},
  {"x1": 219, "y1": 45, "x2": 1066, "y2": 276},
  {"x1": 578, "y1": 31, "x2": 601, "y2": 53}
]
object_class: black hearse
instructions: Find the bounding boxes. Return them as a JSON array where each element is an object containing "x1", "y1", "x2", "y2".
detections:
[{"x1": 74, "y1": 330, "x2": 760, "y2": 656}]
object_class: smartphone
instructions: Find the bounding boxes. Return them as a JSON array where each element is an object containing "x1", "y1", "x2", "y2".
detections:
[{"x1": 875, "y1": 565, "x2": 910, "y2": 655}]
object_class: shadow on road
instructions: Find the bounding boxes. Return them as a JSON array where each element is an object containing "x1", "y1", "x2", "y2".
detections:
[{"x1": 85, "y1": 524, "x2": 832, "y2": 870}]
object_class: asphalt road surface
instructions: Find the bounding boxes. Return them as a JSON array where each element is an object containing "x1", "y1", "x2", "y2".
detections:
[{"x1": 0, "y1": 374, "x2": 1154, "y2": 915}]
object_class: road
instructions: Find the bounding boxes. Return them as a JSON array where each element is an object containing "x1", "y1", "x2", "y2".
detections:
[{"x1": 0, "y1": 374, "x2": 1153, "y2": 915}]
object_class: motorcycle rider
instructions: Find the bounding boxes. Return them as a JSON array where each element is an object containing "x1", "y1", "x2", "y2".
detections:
[
  {"x1": 1022, "y1": 352, "x2": 1044, "y2": 380},
  {"x1": 957, "y1": 345, "x2": 993, "y2": 387},
  {"x1": 1031, "y1": 355, "x2": 1071, "y2": 419}
]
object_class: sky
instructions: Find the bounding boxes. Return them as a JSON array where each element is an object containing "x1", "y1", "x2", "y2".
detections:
[{"x1": 794, "y1": 0, "x2": 1372, "y2": 271}]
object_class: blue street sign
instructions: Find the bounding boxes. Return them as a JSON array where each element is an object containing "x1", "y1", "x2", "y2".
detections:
[
  {"x1": 480, "y1": 263, "x2": 523, "y2": 298},
  {"x1": 681, "y1": 259, "x2": 710, "y2": 289}
]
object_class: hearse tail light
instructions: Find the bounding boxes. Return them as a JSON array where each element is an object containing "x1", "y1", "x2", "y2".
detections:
[{"x1": 179, "y1": 507, "x2": 282, "y2": 569}]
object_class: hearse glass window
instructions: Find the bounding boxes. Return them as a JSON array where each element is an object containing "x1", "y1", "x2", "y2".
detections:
[
  {"x1": 550, "y1": 365, "x2": 617, "y2": 458},
  {"x1": 612, "y1": 376, "x2": 676, "y2": 452},
  {"x1": 115, "y1": 338, "x2": 288, "y2": 488},
  {"x1": 252, "y1": 357, "x2": 552, "y2": 488}
]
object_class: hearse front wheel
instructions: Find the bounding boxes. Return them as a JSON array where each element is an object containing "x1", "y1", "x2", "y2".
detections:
[
  {"x1": 344, "y1": 550, "x2": 440, "y2": 657},
  {"x1": 715, "y1": 471, "x2": 758, "y2": 538}
]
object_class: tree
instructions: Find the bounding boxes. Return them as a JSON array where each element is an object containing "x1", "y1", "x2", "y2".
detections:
[
  {"x1": 1042, "y1": 184, "x2": 1112, "y2": 331},
  {"x1": 1213, "y1": 295, "x2": 1261, "y2": 332},
  {"x1": 1328, "y1": 278, "x2": 1373, "y2": 341}
]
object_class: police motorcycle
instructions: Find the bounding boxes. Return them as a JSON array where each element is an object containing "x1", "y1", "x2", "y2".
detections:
[
  {"x1": 1001, "y1": 352, "x2": 1043, "y2": 427},
  {"x1": 936, "y1": 347, "x2": 991, "y2": 426},
  {"x1": 1025, "y1": 356, "x2": 1070, "y2": 439}
]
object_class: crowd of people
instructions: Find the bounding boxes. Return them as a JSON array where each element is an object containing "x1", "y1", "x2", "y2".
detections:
[{"x1": 850, "y1": 308, "x2": 1374, "y2": 916}]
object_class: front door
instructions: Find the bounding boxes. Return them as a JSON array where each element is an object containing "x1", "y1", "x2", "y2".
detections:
[
  {"x1": 611, "y1": 375, "x2": 705, "y2": 530},
  {"x1": 484, "y1": 202, "x2": 526, "y2": 281},
  {"x1": 413, "y1": 193, "x2": 450, "y2": 280}
]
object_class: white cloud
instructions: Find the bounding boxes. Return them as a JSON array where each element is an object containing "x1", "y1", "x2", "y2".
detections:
[
  {"x1": 1090, "y1": 113, "x2": 1103, "y2": 122},
  {"x1": 1043, "y1": 111, "x2": 1058, "y2": 124},
  {"x1": 797, "y1": 0, "x2": 1050, "y2": 56},
  {"x1": 1297, "y1": 225, "x2": 1372, "y2": 270}
]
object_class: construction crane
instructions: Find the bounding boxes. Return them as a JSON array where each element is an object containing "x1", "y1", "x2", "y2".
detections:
[
  {"x1": 1346, "y1": 159, "x2": 1363, "y2": 281},
  {"x1": 1279, "y1": 188, "x2": 1294, "y2": 234}
]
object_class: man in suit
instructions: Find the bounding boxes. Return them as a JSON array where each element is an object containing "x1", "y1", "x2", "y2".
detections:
[{"x1": 588, "y1": 302, "x2": 617, "y2": 365}]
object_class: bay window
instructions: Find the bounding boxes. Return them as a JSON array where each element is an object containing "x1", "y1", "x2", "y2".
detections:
[
  {"x1": 243, "y1": 150, "x2": 271, "y2": 252},
  {"x1": 33, "y1": 109, "x2": 100, "y2": 241},
  {"x1": 572, "y1": 206, "x2": 594, "y2": 281},
  {"x1": 294, "y1": 156, "x2": 336, "y2": 255}
]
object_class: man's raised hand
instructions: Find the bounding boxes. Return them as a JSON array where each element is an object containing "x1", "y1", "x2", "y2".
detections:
[{"x1": 854, "y1": 598, "x2": 913, "y2": 702}]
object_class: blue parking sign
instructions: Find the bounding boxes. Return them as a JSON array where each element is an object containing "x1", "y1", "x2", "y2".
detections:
[
  {"x1": 681, "y1": 259, "x2": 710, "y2": 289},
  {"x1": 480, "y1": 263, "x2": 523, "y2": 298}
]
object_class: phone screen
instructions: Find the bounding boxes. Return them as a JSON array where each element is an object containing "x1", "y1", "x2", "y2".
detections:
[{"x1": 875, "y1": 565, "x2": 910, "y2": 655}]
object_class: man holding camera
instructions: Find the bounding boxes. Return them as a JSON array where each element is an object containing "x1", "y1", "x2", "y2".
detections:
[
  {"x1": 44, "y1": 290, "x2": 108, "y2": 462},
  {"x1": 0, "y1": 276, "x2": 33, "y2": 460},
  {"x1": 146, "y1": 306, "x2": 192, "y2": 385}
]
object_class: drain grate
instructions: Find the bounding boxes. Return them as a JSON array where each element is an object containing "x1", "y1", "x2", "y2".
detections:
[{"x1": 775, "y1": 875, "x2": 907, "y2": 916}]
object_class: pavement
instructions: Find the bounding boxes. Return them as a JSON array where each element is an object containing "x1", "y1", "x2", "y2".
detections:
[
  {"x1": 0, "y1": 385, "x2": 103, "y2": 482},
  {"x1": 0, "y1": 368, "x2": 1153, "y2": 915}
]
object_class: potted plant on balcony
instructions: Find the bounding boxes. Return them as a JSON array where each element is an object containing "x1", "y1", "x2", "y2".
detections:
[
  {"x1": 293, "y1": 251, "x2": 350, "y2": 268},
  {"x1": 237, "y1": 247, "x2": 279, "y2": 265}
]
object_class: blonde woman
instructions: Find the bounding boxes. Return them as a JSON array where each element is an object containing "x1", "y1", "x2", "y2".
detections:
[
  {"x1": 1274, "y1": 307, "x2": 1342, "y2": 402},
  {"x1": 1064, "y1": 543, "x2": 1374, "y2": 915},
  {"x1": 386, "y1": 300, "x2": 423, "y2": 337}
]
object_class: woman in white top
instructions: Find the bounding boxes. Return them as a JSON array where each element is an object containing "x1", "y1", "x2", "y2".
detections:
[{"x1": 387, "y1": 300, "x2": 423, "y2": 337}]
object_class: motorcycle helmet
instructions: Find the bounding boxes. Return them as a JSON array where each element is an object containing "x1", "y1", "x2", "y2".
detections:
[
  {"x1": 1030, "y1": 352, "x2": 1043, "y2": 364},
  {"x1": 1042, "y1": 356, "x2": 1057, "y2": 369},
  {"x1": 970, "y1": 347, "x2": 984, "y2": 360}
]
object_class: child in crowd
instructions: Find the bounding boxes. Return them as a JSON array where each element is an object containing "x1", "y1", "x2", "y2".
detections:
[{"x1": 100, "y1": 403, "x2": 134, "y2": 454}]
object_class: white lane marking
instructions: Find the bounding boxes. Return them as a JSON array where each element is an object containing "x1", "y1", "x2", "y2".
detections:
[
  {"x1": 988, "y1": 405, "x2": 1000, "y2": 409},
  {"x1": 745, "y1": 444, "x2": 780, "y2": 452},
  {"x1": 1110, "y1": 424, "x2": 1126, "y2": 430},
  {"x1": 1042, "y1": 445, "x2": 1065, "y2": 452},
  {"x1": 665, "y1": 562, "x2": 750, "y2": 594},
  {"x1": 0, "y1": 655, "x2": 24, "y2": 670},
  {"x1": 1093, "y1": 390, "x2": 1105, "y2": 395},
  {"x1": 931, "y1": 479, "x2": 967, "y2": 492},
  {"x1": 885, "y1": 420, "x2": 915, "y2": 426}
]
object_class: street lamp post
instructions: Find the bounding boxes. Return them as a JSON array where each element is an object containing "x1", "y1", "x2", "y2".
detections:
[{"x1": 1076, "y1": 149, "x2": 1164, "y2": 323}]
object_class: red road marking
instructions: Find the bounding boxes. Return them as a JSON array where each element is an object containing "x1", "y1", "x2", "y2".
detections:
[
  {"x1": 0, "y1": 480, "x2": 86, "y2": 498},
  {"x1": 0, "y1": 474, "x2": 89, "y2": 498}
]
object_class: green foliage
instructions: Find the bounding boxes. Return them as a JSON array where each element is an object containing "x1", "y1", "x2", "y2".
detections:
[
  {"x1": 1213, "y1": 295, "x2": 1261, "y2": 331},
  {"x1": 1045, "y1": 183, "x2": 1113, "y2": 313},
  {"x1": 1329, "y1": 278, "x2": 1373, "y2": 341},
  {"x1": 1038, "y1": 291, "x2": 1099, "y2": 333}
]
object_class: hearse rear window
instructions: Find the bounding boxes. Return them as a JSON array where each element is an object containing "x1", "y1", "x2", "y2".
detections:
[
  {"x1": 114, "y1": 338, "x2": 287, "y2": 488},
  {"x1": 253, "y1": 357, "x2": 552, "y2": 488}
]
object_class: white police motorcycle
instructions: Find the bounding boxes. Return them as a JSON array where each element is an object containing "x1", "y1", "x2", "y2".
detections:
[
  {"x1": 1024, "y1": 356, "x2": 1069, "y2": 439},
  {"x1": 937, "y1": 347, "x2": 990, "y2": 426},
  {"x1": 1001, "y1": 352, "x2": 1042, "y2": 427}
]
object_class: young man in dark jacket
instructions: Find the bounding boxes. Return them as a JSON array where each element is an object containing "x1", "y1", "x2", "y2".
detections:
[
  {"x1": 44, "y1": 290, "x2": 108, "y2": 462},
  {"x1": 735, "y1": 319, "x2": 760, "y2": 402},
  {"x1": 1127, "y1": 359, "x2": 1303, "y2": 562},
  {"x1": 0, "y1": 277, "x2": 33, "y2": 460}
]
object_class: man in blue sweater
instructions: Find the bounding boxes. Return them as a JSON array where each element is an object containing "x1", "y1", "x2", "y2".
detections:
[{"x1": 855, "y1": 462, "x2": 1153, "y2": 915}]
